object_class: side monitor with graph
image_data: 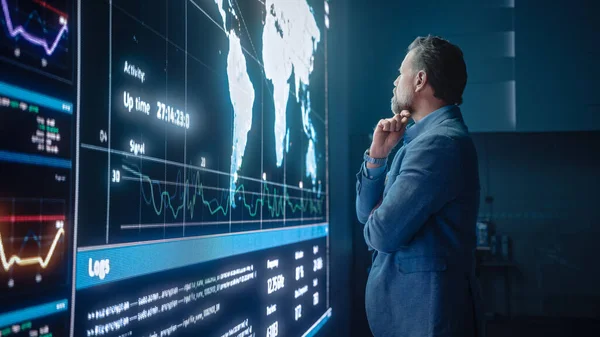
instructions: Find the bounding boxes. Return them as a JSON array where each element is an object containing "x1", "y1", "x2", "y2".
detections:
[{"x1": 0, "y1": 0, "x2": 331, "y2": 336}]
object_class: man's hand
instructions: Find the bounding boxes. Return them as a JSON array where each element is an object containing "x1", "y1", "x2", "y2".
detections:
[{"x1": 368, "y1": 110, "x2": 411, "y2": 166}]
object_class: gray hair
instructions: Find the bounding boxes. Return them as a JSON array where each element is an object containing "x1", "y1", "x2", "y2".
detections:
[{"x1": 407, "y1": 35, "x2": 467, "y2": 105}]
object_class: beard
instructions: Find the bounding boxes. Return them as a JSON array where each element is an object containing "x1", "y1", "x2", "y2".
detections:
[{"x1": 391, "y1": 88, "x2": 414, "y2": 115}]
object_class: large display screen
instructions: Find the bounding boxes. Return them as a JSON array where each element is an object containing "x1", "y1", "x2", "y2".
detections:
[{"x1": 0, "y1": 0, "x2": 330, "y2": 335}]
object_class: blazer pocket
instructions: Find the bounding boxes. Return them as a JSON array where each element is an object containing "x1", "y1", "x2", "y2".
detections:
[{"x1": 397, "y1": 256, "x2": 447, "y2": 273}]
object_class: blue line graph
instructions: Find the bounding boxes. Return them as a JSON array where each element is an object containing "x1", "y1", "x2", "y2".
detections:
[
  {"x1": 1, "y1": 0, "x2": 68, "y2": 55},
  {"x1": 123, "y1": 164, "x2": 324, "y2": 220}
]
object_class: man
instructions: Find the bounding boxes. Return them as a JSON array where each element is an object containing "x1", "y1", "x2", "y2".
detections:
[{"x1": 355, "y1": 36, "x2": 482, "y2": 337}]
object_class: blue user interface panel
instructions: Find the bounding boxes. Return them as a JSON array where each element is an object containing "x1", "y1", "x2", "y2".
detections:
[{"x1": 0, "y1": 0, "x2": 331, "y2": 336}]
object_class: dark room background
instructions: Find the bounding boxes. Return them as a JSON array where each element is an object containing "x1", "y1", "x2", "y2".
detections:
[{"x1": 329, "y1": 0, "x2": 600, "y2": 335}]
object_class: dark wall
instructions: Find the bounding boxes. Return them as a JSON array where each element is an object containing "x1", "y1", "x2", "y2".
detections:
[
  {"x1": 346, "y1": 0, "x2": 517, "y2": 133},
  {"x1": 346, "y1": 0, "x2": 600, "y2": 134},
  {"x1": 349, "y1": 133, "x2": 377, "y2": 337},
  {"x1": 515, "y1": 0, "x2": 600, "y2": 131},
  {"x1": 322, "y1": 0, "x2": 353, "y2": 336},
  {"x1": 473, "y1": 132, "x2": 600, "y2": 317}
]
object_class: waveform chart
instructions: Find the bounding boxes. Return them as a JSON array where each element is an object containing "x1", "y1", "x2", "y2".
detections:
[
  {"x1": 0, "y1": 0, "x2": 71, "y2": 81},
  {"x1": 0, "y1": 198, "x2": 67, "y2": 293},
  {"x1": 103, "y1": 156, "x2": 326, "y2": 243}
]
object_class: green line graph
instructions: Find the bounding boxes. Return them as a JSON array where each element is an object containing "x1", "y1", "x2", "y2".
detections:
[{"x1": 122, "y1": 164, "x2": 324, "y2": 220}]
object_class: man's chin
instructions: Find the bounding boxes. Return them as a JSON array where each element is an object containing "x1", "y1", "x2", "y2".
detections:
[
  {"x1": 391, "y1": 99, "x2": 400, "y2": 115},
  {"x1": 394, "y1": 102, "x2": 412, "y2": 114},
  {"x1": 391, "y1": 103, "x2": 403, "y2": 115}
]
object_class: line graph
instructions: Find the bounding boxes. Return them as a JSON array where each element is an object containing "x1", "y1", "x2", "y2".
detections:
[
  {"x1": 0, "y1": 227, "x2": 64, "y2": 271},
  {"x1": 0, "y1": 0, "x2": 71, "y2": 80},
  {"x1": 0, "y1": 197, "x2": 68, "y2": 289},
  {"x1": 1, "y1": 0, "x2": 67, "y2": 56},
  {"x1": 122, "y1": 164, "x2": 324, "y2": 220}
]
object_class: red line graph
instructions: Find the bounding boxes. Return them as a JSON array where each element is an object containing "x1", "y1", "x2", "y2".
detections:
[
  {"x1": 32, "y1": 0, "x2": 68, "y2": 19},
  {"x1": 0, "y1": 214, "x2": 65, "y2": 223}
]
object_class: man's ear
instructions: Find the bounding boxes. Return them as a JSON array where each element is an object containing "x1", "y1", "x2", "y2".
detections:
[{"x1": 415, "y1": 70, "x2": 427, "y2": 93}]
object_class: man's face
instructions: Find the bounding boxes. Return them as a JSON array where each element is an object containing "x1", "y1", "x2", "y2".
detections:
[{"x1": 391, "y1": 51, "x2": 416, "y2": 114}]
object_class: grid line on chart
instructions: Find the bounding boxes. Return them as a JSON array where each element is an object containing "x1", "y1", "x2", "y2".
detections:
[
  {"x1": 232, "y1": 0, "x2": 260, "y2": 65},
  {"x1": 78, "y1": 222, "x2": 328, "y2": 252},
  {"x1": 106, "y1": 0, "x2": 113, "y2": 244},
  {"x1": 81, "y1": 143, "x2": 326, "y2": 195},
  {"x1": 120, "y1": 217, "x2": 325, "y2": 229},
  {"x1": 183, "y1": 0, "x2": 188, "y2": 236},
  {"x1": 164, "y1": 0, "x2": 169, "y2": 238},
  {"x1": 71, "y1": 1, "x2": 83, "y2": 333}
]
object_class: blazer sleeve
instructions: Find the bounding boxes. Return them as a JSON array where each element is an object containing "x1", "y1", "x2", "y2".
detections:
[
  {"x1": 363, "y1": 134, "x2": 462, "y2": 252},
  {"x1": 355, "y1": 162, "x2": 387, "y2": 225}
]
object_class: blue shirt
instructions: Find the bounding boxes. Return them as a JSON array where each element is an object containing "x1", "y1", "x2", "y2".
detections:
[{"x1": 355, "y1": 105, "x2": 482, "y2": 337}]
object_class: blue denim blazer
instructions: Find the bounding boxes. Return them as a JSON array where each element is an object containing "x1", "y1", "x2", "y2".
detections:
[{"x1": 356, "y1": 105, "x2": 482, "y2": 337}]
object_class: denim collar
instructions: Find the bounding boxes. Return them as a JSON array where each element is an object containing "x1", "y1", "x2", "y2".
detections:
[{"x1": 403, "y1": 105, "x2": 461, "y2": 144}]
